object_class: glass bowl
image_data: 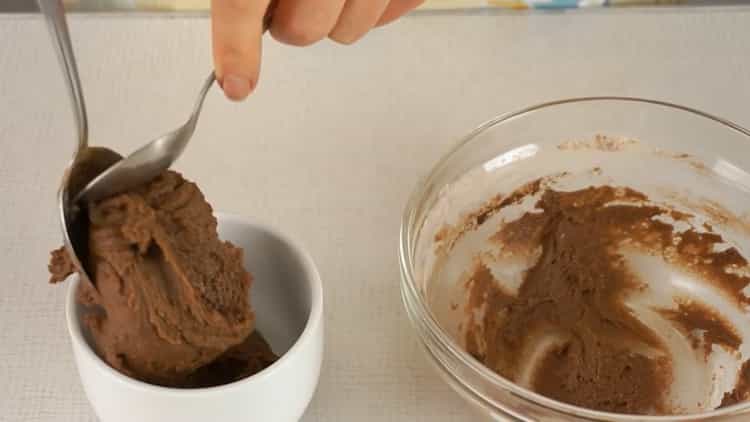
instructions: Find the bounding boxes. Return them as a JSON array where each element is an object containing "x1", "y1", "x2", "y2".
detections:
[{"x1": 399, "y1": 97, "x2": 750, "y2": 421}]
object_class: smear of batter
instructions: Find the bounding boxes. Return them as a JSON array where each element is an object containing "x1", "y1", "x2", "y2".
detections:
[
  {"x1": 722, "y1": 361, "x2": 750, "y2": 407},
  {"x1": 461, "y1": 184, "x2": 749, "y2": 414}
]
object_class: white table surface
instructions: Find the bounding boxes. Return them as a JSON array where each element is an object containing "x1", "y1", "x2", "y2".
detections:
[{"x1": 1, "y1": 7, "x2": 750, "y2": 422}]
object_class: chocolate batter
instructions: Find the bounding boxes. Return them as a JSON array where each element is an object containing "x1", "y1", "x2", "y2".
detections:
[
  {"x1": 660, "y1": 301, "x2": 741, "y2": 359},
  {"x1": 185, "y1": 331, "x2": 278, "y2": 388},
  {"x1": 722, "y1": 361, "x2": 750, "y2": 407},
  {"x1": 462, "y1": 183, "x2": 749, "y2": 414},
  {"x1": 49, "y1": 171, "x2": 277, "y2": 387}
]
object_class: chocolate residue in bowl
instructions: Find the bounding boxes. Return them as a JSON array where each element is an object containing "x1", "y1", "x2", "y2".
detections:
[
  {"x1": 722, "y1": 361, "x2": 750, "y2": 407},
  {"x1": 460, "y1": 183, "x2": 750, "y2": 414},
  {"x1": 557, "y1": 135, "x2": 639, "y2": 152},
  {"x1": 433, "y1": 176, "x2": 556, "y2": 256},
  {"x1": 661, "y1": 191, "x2": 750, "y2": 240},
  {"x1": 659, "y1": 301, "x2": 741, "y2": 359}
]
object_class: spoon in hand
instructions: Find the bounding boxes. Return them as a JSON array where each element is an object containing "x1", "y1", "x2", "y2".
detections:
[
  {"x1": 75, "y1": 2, "x2": 279, "y2": 204},
  {"x1": 75, "y1": 72, "x2": 216, "y2": 203}
]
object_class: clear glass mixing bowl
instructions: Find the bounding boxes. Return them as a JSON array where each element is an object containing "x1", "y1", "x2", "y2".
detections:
[{"x1": 399, "y1": 97, "x2": 750, "y2": 421}]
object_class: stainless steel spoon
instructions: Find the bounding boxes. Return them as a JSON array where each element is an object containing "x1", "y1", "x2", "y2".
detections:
[
  {"x1": 75, "y1": 2, "x2": 279, "y2": 204},
  {"x1": 75, "y1": 72, "x2": 215, "y2": 203},
  {"x1": 39, "y1": 0, "x2": 122, "y2": 288}
]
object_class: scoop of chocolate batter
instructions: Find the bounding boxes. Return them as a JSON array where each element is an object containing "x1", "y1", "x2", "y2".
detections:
[{"x1": 49, "y1": 171, "x2": 276, "y2": 387}]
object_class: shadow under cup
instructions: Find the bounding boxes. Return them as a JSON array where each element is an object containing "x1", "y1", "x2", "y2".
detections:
[{"x1": 66, "y1": 214, "x2": 323, "y2": 422}]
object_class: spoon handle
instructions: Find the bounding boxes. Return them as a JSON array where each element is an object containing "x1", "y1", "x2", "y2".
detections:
[
  {"x1": 188, "y1": 72, "x2": 216, "y2": 126},
  {"x1": 37, "y1": 0, "x2": 88, "y2": 155}
]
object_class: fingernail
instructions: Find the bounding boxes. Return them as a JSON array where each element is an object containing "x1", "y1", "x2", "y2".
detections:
[{"x1": 222, "y1": 74, "x2": 253, "y2": 101}]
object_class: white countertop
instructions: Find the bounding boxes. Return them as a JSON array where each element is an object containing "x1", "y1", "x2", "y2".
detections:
[{"x1": 1, "y1": 7, "x2": 750, "y2": 421}]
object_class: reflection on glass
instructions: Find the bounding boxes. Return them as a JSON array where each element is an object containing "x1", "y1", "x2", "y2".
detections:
[
  {"x1": 713, "y1": 159, "x2": 750, "y2": 192},
  {"x1": 483, "y1": 143, "x2": 539, "y2": 172}
]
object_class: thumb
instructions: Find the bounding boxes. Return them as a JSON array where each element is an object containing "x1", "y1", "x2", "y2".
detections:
[{"x1": 211, "y1": 0, "x2": 272, "y2": 101}]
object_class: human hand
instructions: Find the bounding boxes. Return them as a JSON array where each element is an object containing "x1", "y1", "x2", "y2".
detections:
[{"x1": 211, "y1": 0, "x2": 424, "y2": 101}]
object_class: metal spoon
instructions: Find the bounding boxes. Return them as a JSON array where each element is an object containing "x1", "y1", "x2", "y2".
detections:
[
  {"x1": 39, "y1": 0, "x2": 122, "y2": 288},
  {"x1": 75, "y1": 72, "x2": 215, "y2": 203},
  {"x1": 75, "y1": 2, "x2": 279, "y2": 204}
]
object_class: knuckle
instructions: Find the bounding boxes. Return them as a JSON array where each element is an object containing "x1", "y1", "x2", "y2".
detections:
[
  {"x1": 271, "y1": 14, "x2": 328, "y2": 46},
  {"x1": 329, "y1": 29, "x2": 363, "y2": 45}
]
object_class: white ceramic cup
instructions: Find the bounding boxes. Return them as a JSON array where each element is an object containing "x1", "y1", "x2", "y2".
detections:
[{"x1": 65, "y1": 214, "x2": 324, "y2": 422}]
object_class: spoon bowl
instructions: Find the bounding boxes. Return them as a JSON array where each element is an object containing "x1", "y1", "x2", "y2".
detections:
[{"x1": 59, "y1": 147, "x2": 123, "y2": 285}]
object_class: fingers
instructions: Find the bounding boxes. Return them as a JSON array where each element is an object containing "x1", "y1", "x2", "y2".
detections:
[
  {"x1": 328, "y1": 0, "x2": 390, "y2": 45},
  {"x1": 211, "y1": 0, "x2": 272, "y2": 101},
  {"x1": 270, "y1": 0, "x2": 346, "y2": 46},
  {"x1": 377, "y1": 0, "x2": 424, "y2": 27},
  {"x1": 211, "y1": 0, "x2": 418, "y2": 101}
]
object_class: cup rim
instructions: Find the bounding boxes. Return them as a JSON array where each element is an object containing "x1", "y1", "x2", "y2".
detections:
[
  {"x1": 399, "y1": 97, "x2": 750, "y2": 420},
  {"x1": 65, "y1": 212, "x2": 324, "y2": 396}
]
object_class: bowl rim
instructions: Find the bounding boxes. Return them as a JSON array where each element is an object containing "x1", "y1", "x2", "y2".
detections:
[
  {"x1": 65, "y1": 212, "x2": 324, "y2": 396},
  {"x1": 399, "y1": 96, "x2": 750, "y2": 420}
]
